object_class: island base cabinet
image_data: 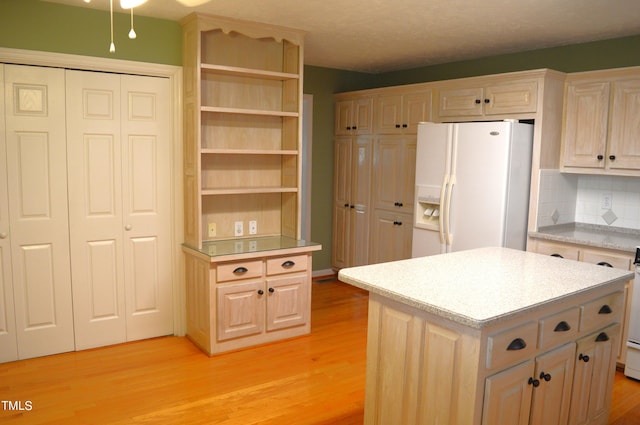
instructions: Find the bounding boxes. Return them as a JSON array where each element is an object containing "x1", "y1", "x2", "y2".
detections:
[
  {"x1": 364, "y1": 294, "x2": 483, "y2": 425},
  {"x1": 362, "y1": 290, "x2": 623, "y2": 425}
]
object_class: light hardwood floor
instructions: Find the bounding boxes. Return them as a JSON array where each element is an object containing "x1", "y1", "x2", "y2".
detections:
[{"x1": 0, "y1": 278, "x2": 638, "y2": 424}]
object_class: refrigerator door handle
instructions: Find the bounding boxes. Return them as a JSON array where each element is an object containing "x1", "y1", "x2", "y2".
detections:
[
  {"x1": 444, "y1": 174, "x2": 455, "y2": 247},
  {"x1": 438, "y1": 175, "x2": 449, "y2": 245}
]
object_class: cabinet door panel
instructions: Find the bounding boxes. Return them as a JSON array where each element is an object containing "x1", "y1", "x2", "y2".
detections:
[
  {"x1": 217, "y1": 280, "x2": 264, "y2": 341},
  {"x1": 438, "y1": 87, "x2": 483, "y2": 117},
  {"x1": 266, "y1": 274, "x2": 308, "y2": 331},
  {"x1": 562, "y1": 82, "x2": 610, "y2": 168},
  {"x1": 482, "y1": 360, "x2": 534, "y2": 425},
  {"x1": 5, "y1": 65, "x2": 74, "y2": 360},
  {"x1": 373, "y1": 137, "x2": 402, "y2": 210},
  {"x1": 608, "y1": 78, "x2": 640, "y2": 170},
  {"x1": 335, "y1": 100, "x2": 353, "y2": 135},
  {"x1": 354, "y1": 97, "x2": 374, "y2": 134},
  {"x1": 377, "y1": 94, "x2": 402, "y2": 134},
  {"x1": 485, "y1": 80, "x2": 537, "y2": 115},
  {"x1": 403, "y1": 91, "x2": 432, "y2": 134},
  {"x1": 530, "y1": 343, "x2": 576, "y2": 425}
]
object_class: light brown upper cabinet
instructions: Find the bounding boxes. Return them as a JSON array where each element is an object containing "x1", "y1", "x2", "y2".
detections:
[
  {"x1": 335, "y1": 96, "x2": 374, "y2": 136},
  {"x1": 561, "y1": 69, "x2": 640, "y2": 175},
  {"x1": 376, "y1": 90, "x2": 432, "y2": 134},
  {"x1": 437, "y1": 79, "x2": 538, "y2": 119}
]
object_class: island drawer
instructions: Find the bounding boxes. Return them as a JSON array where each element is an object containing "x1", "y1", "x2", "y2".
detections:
[
  {"x1": 486, "y1": 321, "x2": 538, "y2": 370},
  {"x1": 217, "y1": 260, "x2": 264, "y2": 282},
  {"x1": 266, "y1": 254, "x2": 308, "y2": 276},
  {"x1": 580, "y1": 291, "x2": 624, "y2": 332},
  {"x1": 538, "y1": 307, "x2": 580, "y2": 350}
]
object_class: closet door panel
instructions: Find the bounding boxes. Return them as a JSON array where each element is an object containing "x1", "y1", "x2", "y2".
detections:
[
  {"x1": 66, "y1": 70, "x2": 127, "y2": 350},
  {"x1": 4, "y1": 64, "x2": 74, "y2": 359},
  {"x1": 0, "y1": 65, "x2": 18, "y2": 363},
  {"x1": 121, "y1": 75, "x2": 173, "y2": 340}
]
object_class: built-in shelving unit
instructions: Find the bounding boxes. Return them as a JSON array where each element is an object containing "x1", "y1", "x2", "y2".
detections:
[{"x1": 182, "y1": 13, "x2": 305, "y2": 246}]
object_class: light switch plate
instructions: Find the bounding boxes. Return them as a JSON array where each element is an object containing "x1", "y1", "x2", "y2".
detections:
[{"x1": 249, "y1": 220, "x2": 257, "y2": 235}]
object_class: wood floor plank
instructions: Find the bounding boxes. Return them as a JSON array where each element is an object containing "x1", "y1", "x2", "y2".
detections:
[{"x1": 0, "y1": 278, "x2": 639, "y2": 424}]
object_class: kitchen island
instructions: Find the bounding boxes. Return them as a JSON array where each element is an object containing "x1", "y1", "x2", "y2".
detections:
[{"x1": 338, "y1": 247, "x2": 634, "y2": 425}]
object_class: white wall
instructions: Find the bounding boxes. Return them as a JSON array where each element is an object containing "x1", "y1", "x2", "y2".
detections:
[{"x1": 537, "y1": 169, "x2": 640, "y2": 229}]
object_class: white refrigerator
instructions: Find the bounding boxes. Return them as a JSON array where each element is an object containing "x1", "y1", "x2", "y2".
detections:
[{"x1": 412, "y1": 121, "x2": 533, "y2": 257}]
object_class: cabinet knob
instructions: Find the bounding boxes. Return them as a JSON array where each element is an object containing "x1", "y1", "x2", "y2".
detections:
[
  {"x1": 579, "y1": 353, "x2": 590, "y2": 363},
  {"x1": 597, "y1": 155, "x2": 604, "y2": 160},
  {"x1": 395, "y1": 124, "x2": 401, "y2": 128},
  {"x1": 596, "y1": 261, "x2": 613, "y2": 267},
  {"x1": 257, "y1": 289, "x2": 264, "y2": 295},
  {"x1": 233, "y1": 266, "x2": 248, "y2": 274},
  {"x1": 268, "y1": 287, "x2": 275, "y2": 293},
  {"x1": 352, "y1": 126, "x2": 357, "y2": 130},
  {"x1": 346, "y1": 126, "x2": 351, "y2": 130},
  {"x1": 598, "y1": 304, "x2": 612, "y2": 314},
  {"x1": 507, "y1": 337, "x2": 527, "y2": 351},
  {"x1": 350, "y1": 205, "x2": 355, "y2": 209},
  {"x1": 402, "y1": 124, "x2": 408, "y2": 128},
  {"x1": 539, "y1": 372, "x2": 552, "y2": 382},
  {"x1": 553, "y1": 321, "x2": 571, "y2": 332},
  {"x1": 124, "y1": 224, "x2": 132, "y2": 231},
  {"x1": 0, "y1": 232, "x2": 7, "y2": 239},
  {"x1": 609, "y1": 155, "x2": 616, "y2": 161},
  {"x1": 475, "y1": 99, "x2": 481, "y2": 104},
  {"x1": 484, "y1": 98, "x2": 490, "y2": 104},
  {"x1": 528, "y1": 377, "x2": 540, "y2": 387},
  {"x1": 344, "y1": 203, "x2": 349, "y2": 207}
]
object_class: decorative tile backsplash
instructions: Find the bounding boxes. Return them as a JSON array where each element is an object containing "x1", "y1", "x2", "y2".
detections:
[{"x1": 537, "y1": 169, "x2": 640, "y2": 229}]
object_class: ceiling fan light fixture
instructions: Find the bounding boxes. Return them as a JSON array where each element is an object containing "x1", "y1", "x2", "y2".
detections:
[{"x1": 120, "y1": 0, "x2": 147, "y2": 9}]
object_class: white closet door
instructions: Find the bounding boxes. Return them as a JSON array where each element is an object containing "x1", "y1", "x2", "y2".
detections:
[
  {"x1": 0, "y1": 65, "x2": 18, "y2": 363},
  {"x1": 66, "y1": 70, "x2": 127, "y2": 350},
  {"x1": 4, "y1": 64, "x2": 74, "y2": 359},
  {"x1": 120, "y1": 74, "x2": 172, "y2": 341},
  {"x1": 67, "y1": 70, "x2": 173, "y2": 349}
]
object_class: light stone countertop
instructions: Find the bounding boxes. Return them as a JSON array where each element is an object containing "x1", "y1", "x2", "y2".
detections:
[
  {"x1": 337, "y1": 247, "x2": 633, "y2": 329},
  {"x1": 529, "y1": 222, "x2": 640, "y2": 253}
]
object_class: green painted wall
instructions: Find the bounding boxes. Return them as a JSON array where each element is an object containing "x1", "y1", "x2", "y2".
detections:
[{"x1": 2, "y1": 0, "x2": 639, "y2": 271}]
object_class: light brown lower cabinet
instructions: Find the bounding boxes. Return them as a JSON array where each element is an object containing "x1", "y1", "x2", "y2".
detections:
[
  {"x1": 183, "y1": 244, "x2": 320, "y2": 355},
  {"x1": 364, "y1": 286, "x2": 622, "y2": 425}
]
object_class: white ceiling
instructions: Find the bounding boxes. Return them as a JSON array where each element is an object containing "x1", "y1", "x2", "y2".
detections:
[{"x1": 45, "y1": 0, "x2": 640, "y2": 73}]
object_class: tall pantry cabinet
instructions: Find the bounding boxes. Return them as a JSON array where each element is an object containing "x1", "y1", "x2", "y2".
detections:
[
  {"x1": 181, "y1": 14, "x2": 320, "y2": 356},
  {"x1": 0, "y1": 63, "x2": 174, "y2": 363}
]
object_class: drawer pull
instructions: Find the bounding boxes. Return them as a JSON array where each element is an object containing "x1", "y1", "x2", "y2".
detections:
[
  {"x1": 598, "y1": 304, "x2": 612, "y2": 315},
  {"x1": 595, "y1": 332, "x2": 610, "y2": 342},
  {"x1": 233, "y1": 267, "x2": 249, "y2": 274},
  {"x1": 539, "y1": 372, "x2": 551, "y2": 382},
  {"x1": 553, "y1": 321, "x2": 571, "y2": 332},
  {"x1": 579, "y1": 353, "x2": 590, "y2": 363},
  {"x1": 528, "y1": 377, "x2": 540, "y2": 387},
  {"x1": 282, "y1": 260, "x2": 295, "y2": 268},
  {"x1": 507, "y1": 338, "x2": 527, "y2": 351},
  {"x1": 550, "y1": 253, "x2": 564, "y2": 258},
  {"x1": 596, "y1": 261, "x2": 613, "y2": 267}
]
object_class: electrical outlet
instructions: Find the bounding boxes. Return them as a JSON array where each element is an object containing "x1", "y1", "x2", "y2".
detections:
[
  {"x1": 600, "y1": 192, "x2": 612, "y2": 210},
  {"x1": 249, "y1": 220, "x2": 257, "y2": 235},
  {"x1": 234, "y1": 221, "x2": 243, "y2": 237},
  {"x1": 207, "y1": 222, "x2": 217, "y2": 237}
]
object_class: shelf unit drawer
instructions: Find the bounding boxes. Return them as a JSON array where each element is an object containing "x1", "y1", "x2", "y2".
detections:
[
  {"x1": 217, "y1": 260, "x2": 264, "y2": 282},
  {"x1": 580, "y1": 291, "x2": 624, "y2": 332},
  {"x1": 266, "y1": 254, "x2": 308, "y2": 276},
  {"x1": 539, "y1": 307, "x2": 580, "y2": 350},
  {"x1": 487, "y1": 321, "x2": 538, "y2": 370}
]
